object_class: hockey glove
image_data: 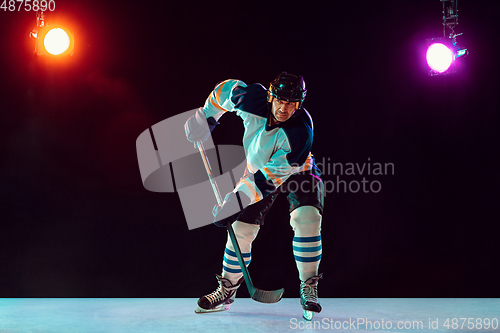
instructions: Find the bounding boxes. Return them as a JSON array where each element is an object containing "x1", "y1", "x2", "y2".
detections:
[
  {"x1": 184, "y1": 107, "x2": 219, "y2": 143},
  {"x1": 213, "y1": 191, "x2": 251, "y2": 228}
]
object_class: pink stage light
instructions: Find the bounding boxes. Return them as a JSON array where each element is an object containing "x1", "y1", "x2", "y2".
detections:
[{"x1": 426, "y1": 43, "x2": 454, "y2": 73}]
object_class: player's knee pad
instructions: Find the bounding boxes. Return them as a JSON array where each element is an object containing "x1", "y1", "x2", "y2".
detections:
[{"x1": 290, "y1": 206, "x2": 322, "y2": 235}]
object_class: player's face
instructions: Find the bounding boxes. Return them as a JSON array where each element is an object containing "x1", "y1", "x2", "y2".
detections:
[{"x1": 271, "y1": 98, "x2": 299, "y2": 123}]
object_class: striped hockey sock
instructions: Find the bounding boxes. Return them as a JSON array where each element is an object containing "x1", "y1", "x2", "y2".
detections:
[
  {"x1": 293, "y1": 235, "x2": 322, "y2": 281},
  {"x1": 221, "y1": 221, "x2": 259, "y2": 285},
  {"x1": 222, "y1": 247, "x2": 251, "y2": 285}
]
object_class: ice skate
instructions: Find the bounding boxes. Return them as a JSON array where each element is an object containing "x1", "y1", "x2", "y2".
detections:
[
  {"x1": 195, "y1": 274, "x2": 244, "y2": 314},
  {"x1": 300, "y1": 274, "x2": 323, "y2": 321}
]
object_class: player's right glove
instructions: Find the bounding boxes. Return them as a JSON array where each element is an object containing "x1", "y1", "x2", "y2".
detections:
[
  {"x1": 212, "y1": 191, "x2": 250, "y2": 228},
  {"x1": 184, "y1": 107, "x2": 218, "y2": 143}
]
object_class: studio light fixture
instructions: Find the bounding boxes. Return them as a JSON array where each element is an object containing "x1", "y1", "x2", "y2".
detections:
[
  {"x1": 29, "y1": 11, "x2": 74, "y2": 57},
  {"x1": 426, "y1": 0, "x2": 468, "y2": 76}
]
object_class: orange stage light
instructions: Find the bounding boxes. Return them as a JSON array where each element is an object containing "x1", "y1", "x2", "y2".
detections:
[{"x1": 35, "y1": 25, "x2": 74, "y2": 57}]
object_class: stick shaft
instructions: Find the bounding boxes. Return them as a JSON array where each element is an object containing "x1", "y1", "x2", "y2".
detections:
[
  {"x1": 196, "y1": 141, "x2": 256, "y2": 293},
  {"x1": 197, "y1": 141, "x2": 223, "y2": 205}
]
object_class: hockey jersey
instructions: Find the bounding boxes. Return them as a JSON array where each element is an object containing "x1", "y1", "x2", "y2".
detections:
[{"x1": 202, "y1": 79, "x2": 320, "y2": 205}]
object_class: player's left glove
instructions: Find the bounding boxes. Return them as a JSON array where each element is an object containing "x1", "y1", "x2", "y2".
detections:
[
  {"x1": 213, "y1": 191, "x2": 251, "y2": 228},
  {"x1": 184, "y1": 107, "x2": 219, "y2": 143}
]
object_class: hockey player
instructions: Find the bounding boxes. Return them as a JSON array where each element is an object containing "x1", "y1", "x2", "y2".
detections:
[{"x1": 185, "y1": 72, "x2": 325, "y2": 319}]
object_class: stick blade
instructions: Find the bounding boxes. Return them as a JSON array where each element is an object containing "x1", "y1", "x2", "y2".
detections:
[{"x1": 251, "y1": 287, "x2": 284, "y2": 304}]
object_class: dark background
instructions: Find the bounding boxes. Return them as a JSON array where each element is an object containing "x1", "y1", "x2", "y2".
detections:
[{"x1": 0, "y1": 0, "x2": 498, "y2": 298}]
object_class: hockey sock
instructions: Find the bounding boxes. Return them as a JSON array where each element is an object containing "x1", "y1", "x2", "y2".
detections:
[
  {"x1": 222, "y1": 221, "x2": 260, "y2": 285},
  {"x1": 290, "y1": 206, "x2": 322, "y2": 282}
]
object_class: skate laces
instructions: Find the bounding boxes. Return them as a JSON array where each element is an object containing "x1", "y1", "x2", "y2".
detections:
[
  {"x1": 300, "y1": 274, "x2": 322, "y2": 303},
  {"x1": 300, "y1": 282, "x2": 318, "y2": 303},
  {"x1": 206, "y1": 277, "x2": 240, "y2": 304}
]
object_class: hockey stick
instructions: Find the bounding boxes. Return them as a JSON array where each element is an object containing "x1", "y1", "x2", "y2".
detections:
[{"x1": 196, "y1": 141, "x2": 284, "y2": 304}]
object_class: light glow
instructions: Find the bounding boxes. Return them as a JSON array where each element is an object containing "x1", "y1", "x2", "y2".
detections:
[
  {"x1": 426, "y1": 43, "x2": 453, "y2": 73},
  {"x1": 43, "y1": 28, "x2": 71, "y2": 55}
]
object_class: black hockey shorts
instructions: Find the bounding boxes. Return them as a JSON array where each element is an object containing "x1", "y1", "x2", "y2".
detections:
[{"x1": 236, "y1": 172, "x2": 325, "y2": 226}]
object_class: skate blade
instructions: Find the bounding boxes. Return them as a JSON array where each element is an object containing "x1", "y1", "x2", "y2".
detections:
[
  {"x1": 303, "y1": 310, "x2": 314, "y2": 321},
  {"x1": 194, "y1": 304, "x2": 231, "y2": 314}
]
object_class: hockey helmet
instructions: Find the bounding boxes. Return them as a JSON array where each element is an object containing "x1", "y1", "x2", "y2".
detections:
[{"x1": 267, "y1": 71, "x2": 307, "y2": 108}]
